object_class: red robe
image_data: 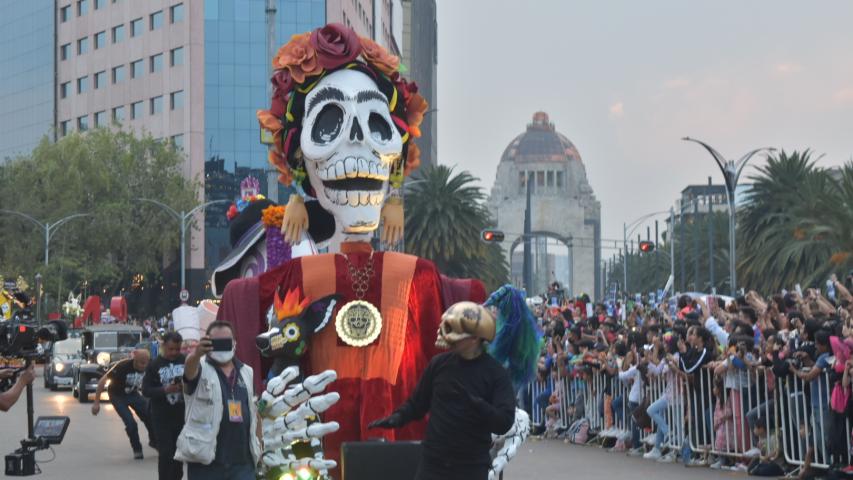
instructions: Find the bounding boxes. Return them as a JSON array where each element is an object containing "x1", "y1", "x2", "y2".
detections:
[{"x1": 255, "y1": 244, "x2": 485, "y2": 471}]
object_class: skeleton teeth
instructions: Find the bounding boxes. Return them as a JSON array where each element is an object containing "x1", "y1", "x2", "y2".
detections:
[
  {"x1": 368, "y1": 162, "x2": 378, "y2": 178},
  {"x1": 370, "y1": 193, "x2": 383, "y2": 205},
  {"x1": 325, "y1": 166, "x2": 334, "y2": 180},
  {"x1": 347, "y1": 191, "x2": 359, "y2": 207},
  {"x1": 358, "y1": 158, "x2": 369, "y2": 175},
  {"x1": 337, "y1": 190, "x2": 347, "y2": 205},
  {"x1": 345, "y1": 157, "x2": 357, "y2": 178},
  {"x1": 334, "y1": 161, "x2": 345, "y2": 179},
  {"x1": 359, "y1": 191, "x2": 369, "y2": 205}
]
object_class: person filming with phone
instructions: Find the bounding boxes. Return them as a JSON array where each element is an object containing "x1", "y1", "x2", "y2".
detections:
[{"x1": 175, "y1": 321, "x2": 261, "y2": 480}]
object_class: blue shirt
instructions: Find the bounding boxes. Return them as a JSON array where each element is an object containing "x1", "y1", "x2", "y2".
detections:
[{"x1": 810, "y1": 352, "x2": 831, "y2": 409}]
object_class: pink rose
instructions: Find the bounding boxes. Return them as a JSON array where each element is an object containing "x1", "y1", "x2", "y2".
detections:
[{"x1": 310, "y1": 23, "x2": 362, "y2": 69}]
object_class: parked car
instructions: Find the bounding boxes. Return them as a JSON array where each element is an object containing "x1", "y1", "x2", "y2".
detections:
[
  {"x1": 43, "y1": 337, "x2": 83, "y2": 391},
  {"x1": 71, "y1": 324, "x2": 145, "y2": 403}
]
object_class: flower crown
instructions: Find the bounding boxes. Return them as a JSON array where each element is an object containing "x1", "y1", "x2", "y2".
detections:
[{"x1": 256, "y1": 23, "x2": 426, "y2": 190}]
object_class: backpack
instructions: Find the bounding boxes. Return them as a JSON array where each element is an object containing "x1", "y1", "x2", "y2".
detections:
[{"x1": 567, "y1": 418, "x2": 590, "y2": 444}]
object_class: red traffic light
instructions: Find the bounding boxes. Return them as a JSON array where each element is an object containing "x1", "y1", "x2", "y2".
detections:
[
  {"x1": 481, "y1": 230, "x2": 505, "y2": 243},
  {"x1": 638, "y1": 241, "x2": 655, "y2": 253}
]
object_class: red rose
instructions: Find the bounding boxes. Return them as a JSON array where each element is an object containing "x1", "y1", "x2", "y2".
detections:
[
  {"x1": 310, "y1": 23, "x2": 362, "y2": 69},
  {"x1": 271, "y1": 69, "x2": 294, "y2": 97}
]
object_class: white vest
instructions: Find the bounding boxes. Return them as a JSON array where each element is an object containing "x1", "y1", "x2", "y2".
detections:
[{"x1": 174, "y1": 359, "x2": 260, "y2": 466}]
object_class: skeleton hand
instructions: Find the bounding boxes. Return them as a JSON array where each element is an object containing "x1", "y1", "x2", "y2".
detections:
[
  {"x1": 488, "y1": 408, "x2": 530, "y2": 480},
  {"x1": 259, "y1": 367, "x2": 340, "y2": 479}
]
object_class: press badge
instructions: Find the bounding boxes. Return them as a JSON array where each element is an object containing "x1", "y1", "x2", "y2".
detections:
[{"x1": 228, "y1": 400, "x2": 243, "y2": 423}]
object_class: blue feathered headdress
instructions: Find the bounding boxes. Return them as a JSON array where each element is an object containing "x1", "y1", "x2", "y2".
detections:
[{"x1": 484, "y1": 285, "x2": 544, "y2": 390}]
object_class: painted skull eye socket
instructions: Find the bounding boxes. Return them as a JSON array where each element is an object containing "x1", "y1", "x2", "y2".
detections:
[
  {"x1": 368, "y1": 112, "x2": 392, "y2": 143},
  {"x1": 311, "y1": 104, "x2": 344, "y2": 145},
  {"x1": 283, "y1": 322, "x2": 301, "y2": 342}
]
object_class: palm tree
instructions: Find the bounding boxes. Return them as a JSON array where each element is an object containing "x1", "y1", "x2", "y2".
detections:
[
  {"x1": 404, "y1": 165, "x2": 509, "y2": 291},
  {"x1": 738, "y1": 150, "x2": 849, "y2": 292}
]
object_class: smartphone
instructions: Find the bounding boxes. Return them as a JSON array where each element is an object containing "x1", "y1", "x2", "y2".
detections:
[{"x1": 210, "y1": 338, "x2": 233, "y2": 352}]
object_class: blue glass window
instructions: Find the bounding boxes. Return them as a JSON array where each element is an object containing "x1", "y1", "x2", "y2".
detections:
[
  {"x1": 170, "y1": 46, "x2": 184, "y2": 66},
  {"x1": 112, "y1": 24, "x2": 125, "y2": 43},
  {"x1": 77, "y1": 0, "x2": 88, "y2": 16},
  {"x1": 113, "y1": 105, "x2": 125, "y2": 122},
  {"x1": 130, "y1": 18, "x2": 143, "y2": 37},
  {"x1": 94, "y1": 111, "x2": 107, "y2": 127},
  {"x1": 77, "y1": 37, "x2": 89, "y2": 55},
  {"x1": 171, "y1": 3, "x2": 184, "y2": 23},
  {"x1": 94, "y1": 70, "x2": 106, "y2": 89},
  {"x1": 60, "y1": 43, "x2": 71, "y2": 60},
  {"x1": 170, "y1": 90, "x2": 184, "y2": 110},
  {"x1": 77, "y1": 115, "x2": 89, "y2": 131},
  {"x1": 60, "y1": 82, "x2": 70, "y2": 99},
  {"x1": 77, "y1": 76, "x2": 89, "y2": 93},
  {"x1": 150, "y1": 53, "x2": 163, "y2": 73},
  {"x1": 150, "y1": 10, "x2": 163, "y2": 30},
  {"x1": 131, "y1": 59, "x2": 144, "y2": 78},
  {"x1": 60, "y1": 5, "x2": 70, "y2": 22},
  {"x1": 150, "y1": 95, "x2": 163, "y2": 114},
  {"x1": 112, "y1": 65, "x2": 125, "y2": 83},
  {"x1": 131, "y1": 101, "x2": 143, "y2": 119},
  {"x1": 94, "y1": 31, "x2": 106, "y2": 49}
]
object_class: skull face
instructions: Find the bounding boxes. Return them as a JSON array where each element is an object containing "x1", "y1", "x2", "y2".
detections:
[
  {"x1": 436, "y1": 302, "x2": 497, "y2": 349},
  {"x1": 301, "y1": 69, "x2": 403, "y2": 238}
]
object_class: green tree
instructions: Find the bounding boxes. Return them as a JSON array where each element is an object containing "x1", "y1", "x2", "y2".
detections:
[
  {"x1": 0, "y1": 129, "x2": 199, "y2": 316},
  {"x1": 404, "y1": 165, "x2": 509, "y2": 291},
  {"x1": 738, "y1": 150, "x2": 851, "y2": 293}
]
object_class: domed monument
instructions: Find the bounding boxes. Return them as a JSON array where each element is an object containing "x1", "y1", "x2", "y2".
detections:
[{"x1": 488, "y1": 112, "x2": 601, "y2": 299}]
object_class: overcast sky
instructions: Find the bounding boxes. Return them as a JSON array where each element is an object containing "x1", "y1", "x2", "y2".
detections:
[{"x1": 435, "y1": 0, "x2": 853, "y2": 244}]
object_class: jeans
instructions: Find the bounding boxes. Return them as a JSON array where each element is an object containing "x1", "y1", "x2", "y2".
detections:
[
  {"x1": 152, "y1": 409, "x2": 184, "y2": 480},
  {"x1": 746, "y1": 399, "x2": 774, "y2": 444},
  {"x1": 111, "y1": 392, "x2": 153, "y2": 453},
  {"x1": 612, "y1": 394, "x2": 624, "y2": 424},
  {"x1": 628, "y1": 401, "x2": 641, "y2": 448},
  {"x1": 647, "y1": 396, "x2": 669, "y2": 450},
  {"x1": 188, "y1": 462, "x2": 255, "y2": 480}
]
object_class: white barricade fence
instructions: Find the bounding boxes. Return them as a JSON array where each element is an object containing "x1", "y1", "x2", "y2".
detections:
[
  {"x1": 525, "y1": 359, "x2": 853, "y2": 471},
  {"x1": 777, "y1": 368, "x2": 851, "y2": 470}
]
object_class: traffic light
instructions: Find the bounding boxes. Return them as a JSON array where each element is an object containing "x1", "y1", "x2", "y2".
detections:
[
  {"x1": 638, "y1": 241, "x2": 655, "y2": 253},
  {"x1": 481, "y1": 229, "x2": 505, "y2": 243}
]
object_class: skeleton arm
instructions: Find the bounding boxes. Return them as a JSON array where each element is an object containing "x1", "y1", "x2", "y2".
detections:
[
  {"x1": 258, "y1": 368, "x2": 340, "y2": 479},
  {"x1": 488, "y1": 408, "x2": 530, "y2": 480}
]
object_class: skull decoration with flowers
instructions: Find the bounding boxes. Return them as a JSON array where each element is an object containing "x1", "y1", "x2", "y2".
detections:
[{"x1": 257, "y1": 23, "x2": 426, "y2": 249}]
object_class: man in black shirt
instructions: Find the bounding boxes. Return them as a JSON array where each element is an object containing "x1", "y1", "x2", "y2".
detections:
[
  {"x1": 369, "y1": 302, "x2": 516, "y2": 480},
  {"x1": 92, "y1": 348, "x2": 155, "y2": 459},
  {"x1": 142, "y1": 332, "x2": 186, "y2": 480}
]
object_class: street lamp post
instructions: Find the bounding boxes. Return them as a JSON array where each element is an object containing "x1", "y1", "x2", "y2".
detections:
[
  {"x1": 682, "y1": 138, "x2": 775, "y2": 296},
  {"x1": 0, "y1": 210, "x2": 92, "y2": 266},
  {"x1": 136, "y1": 198, "x2": 230, "y2": 295}
]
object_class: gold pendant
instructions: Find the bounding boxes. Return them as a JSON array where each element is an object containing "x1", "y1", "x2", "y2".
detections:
[{"x1": 335, "y1": 300, "x2": 382, "y2": 347}]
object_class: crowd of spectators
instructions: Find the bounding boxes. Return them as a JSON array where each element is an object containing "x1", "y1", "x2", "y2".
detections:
[{"x1": 527, "y1": 274, "x2": 853, "y2": 478}]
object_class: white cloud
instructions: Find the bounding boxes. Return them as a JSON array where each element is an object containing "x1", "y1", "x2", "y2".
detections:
[
  {"x1": 664, "y1": 76, "x2": 690, "y2": 89},
  {"x1": 774, "y1": 62, "x2": 802, "y2": 74},
  {"x1": 833, "y1": 87, "x2": 853, "y2": 104},
  {"x1": 609, "y1": 101, "x2": 624, "y2": 118}
]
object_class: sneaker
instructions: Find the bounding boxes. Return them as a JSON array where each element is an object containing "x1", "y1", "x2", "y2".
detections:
[
  {"x1": 732, "y1": 463, "x2": 748, "y2": 472},
  {"x1": 643, "y1": 434, "x2": 656, "y2": 446},
  {"x1": 643, "y1": 447, "x2": 662, "y2": 460},
  {"x1": 133, "y1": 450, "x2": 143, "y2": 460},
  {"x1": 684, "y1": 457, "x2": 706, "y2": 467},
  {"x1": 709, "y1": 458, "x2": 723, "y2": 470},
  {"x1": 657, "y1": 451, "x2": 677, "y2": 463},
  {"x1": 743, "y1": 447, "x2": 761, "y2": 458},
  {"x1": 628, "y1": 447, "x2": 645, "y2": 457}
]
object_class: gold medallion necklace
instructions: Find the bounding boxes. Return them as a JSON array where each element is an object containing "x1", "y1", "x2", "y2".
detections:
[{"x1": 335, "y1": 252, "x2": 382, "y2": 347}]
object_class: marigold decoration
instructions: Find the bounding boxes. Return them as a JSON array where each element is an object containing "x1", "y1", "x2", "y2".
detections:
[
  {"x1": 261, "y1": 205, "x2": 287, "y2": 229},
  {"x1": 274, "y1": 287, "x2": 311, "y2": 321},
  {"x1": 257, "y1": 23, "x2": 426, "y2": 232}
]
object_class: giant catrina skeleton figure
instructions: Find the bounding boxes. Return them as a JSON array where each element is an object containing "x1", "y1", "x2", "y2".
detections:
[{"x1": 211, "y1": 23, "x2": 527, "y2": 480}]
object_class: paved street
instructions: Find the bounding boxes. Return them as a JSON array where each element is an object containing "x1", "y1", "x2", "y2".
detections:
[{"x1": 0, "y1": 368, "x2": 742, "y2": 480}]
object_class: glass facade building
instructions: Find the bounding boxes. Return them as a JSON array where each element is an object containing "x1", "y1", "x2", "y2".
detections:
[
  {"x1": 203, "y1": 0, "x2": 326, "y2": 271},
  {"x1": 0, "y1": 2, "x2": 55, "y2": 161}
]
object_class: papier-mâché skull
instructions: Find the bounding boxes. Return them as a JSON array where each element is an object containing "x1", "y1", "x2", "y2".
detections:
[
  {"x1": 301, "y1": 69, "x2": 403, "y2": 238},
  {"x1": 435, "y1": 301, "x2": 496, "y2": 349}
]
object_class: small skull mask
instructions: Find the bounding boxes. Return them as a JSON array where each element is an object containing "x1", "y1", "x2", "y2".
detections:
[
  {"x1": 301, "y1": 69, "x2": 403, "y2": 238},
  {"x1": 435, "y1": 302, "x2": 496, "y2": 349}
]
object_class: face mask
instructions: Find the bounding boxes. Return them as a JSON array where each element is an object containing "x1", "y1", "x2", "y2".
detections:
[{"x1": 209, "y1": 348, "x2": 235, "y2": 364}]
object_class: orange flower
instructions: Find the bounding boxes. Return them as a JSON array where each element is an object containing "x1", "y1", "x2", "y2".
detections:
[
  {"x1": 273, "y1": 33, "x2": 322, "y2": 83},
  {"x1": 406, "y1": 93, "x2": 428, "y2": 138},
  {"x1": 359, "y1": 36, "x2": 399, "y2": 76},
  {"x1": 404, "y1": 142, "x2": 421, "y2": 176},
  {"x1": 268, "y1": 150, "x2": 293, "y2": 185},
  {"x1": 830, "y1": 251, "x2": 850, "y2": 265},
  {"x1": 257, "y1": 109, "x2": 283, "y2": 134},
  {"x1": 261, "y1": 205, "x2": 287, "y2": 229}
]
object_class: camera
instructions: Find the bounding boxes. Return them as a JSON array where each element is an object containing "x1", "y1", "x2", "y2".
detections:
[{"x1": 0, "y1": 320, "x2": 68, "y2": 359}]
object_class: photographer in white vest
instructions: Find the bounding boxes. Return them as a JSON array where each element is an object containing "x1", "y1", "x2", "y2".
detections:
[{"x1": 175, "y1": 321, "x2": 261, "y2": 480}]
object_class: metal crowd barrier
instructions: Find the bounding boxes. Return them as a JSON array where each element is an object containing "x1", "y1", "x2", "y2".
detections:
[{"x1": 527, "y1": 358, "x2": 852, "y2": 473}]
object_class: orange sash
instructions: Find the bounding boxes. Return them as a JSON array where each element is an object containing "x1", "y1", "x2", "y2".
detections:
[{"x1": 302, "y1": 252, "x2": 417, "y2": 384}]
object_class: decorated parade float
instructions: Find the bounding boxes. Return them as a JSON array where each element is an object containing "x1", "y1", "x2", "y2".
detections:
[{"x1": 204, "y1": 23, "x2": 536, "y2": 480}]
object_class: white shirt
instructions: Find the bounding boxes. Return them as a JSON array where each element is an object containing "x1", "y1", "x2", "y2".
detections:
[{"x1": 618, "y1": 365, "x2": 644, "y2": 403}]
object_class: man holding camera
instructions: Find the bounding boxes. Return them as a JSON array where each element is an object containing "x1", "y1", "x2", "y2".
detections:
[
  {"x1": 176, "y1": 321, "x2": 260, "y2": 480},
  {"x1": 143, "y1": 332, "x2": 186, "y2": 480},
  {"x1": 0, "y1": 364, "x2": 35, "y2": 411},
  {"x1": 91, "y1": 348, "x2": 155, "y2": 460}
]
